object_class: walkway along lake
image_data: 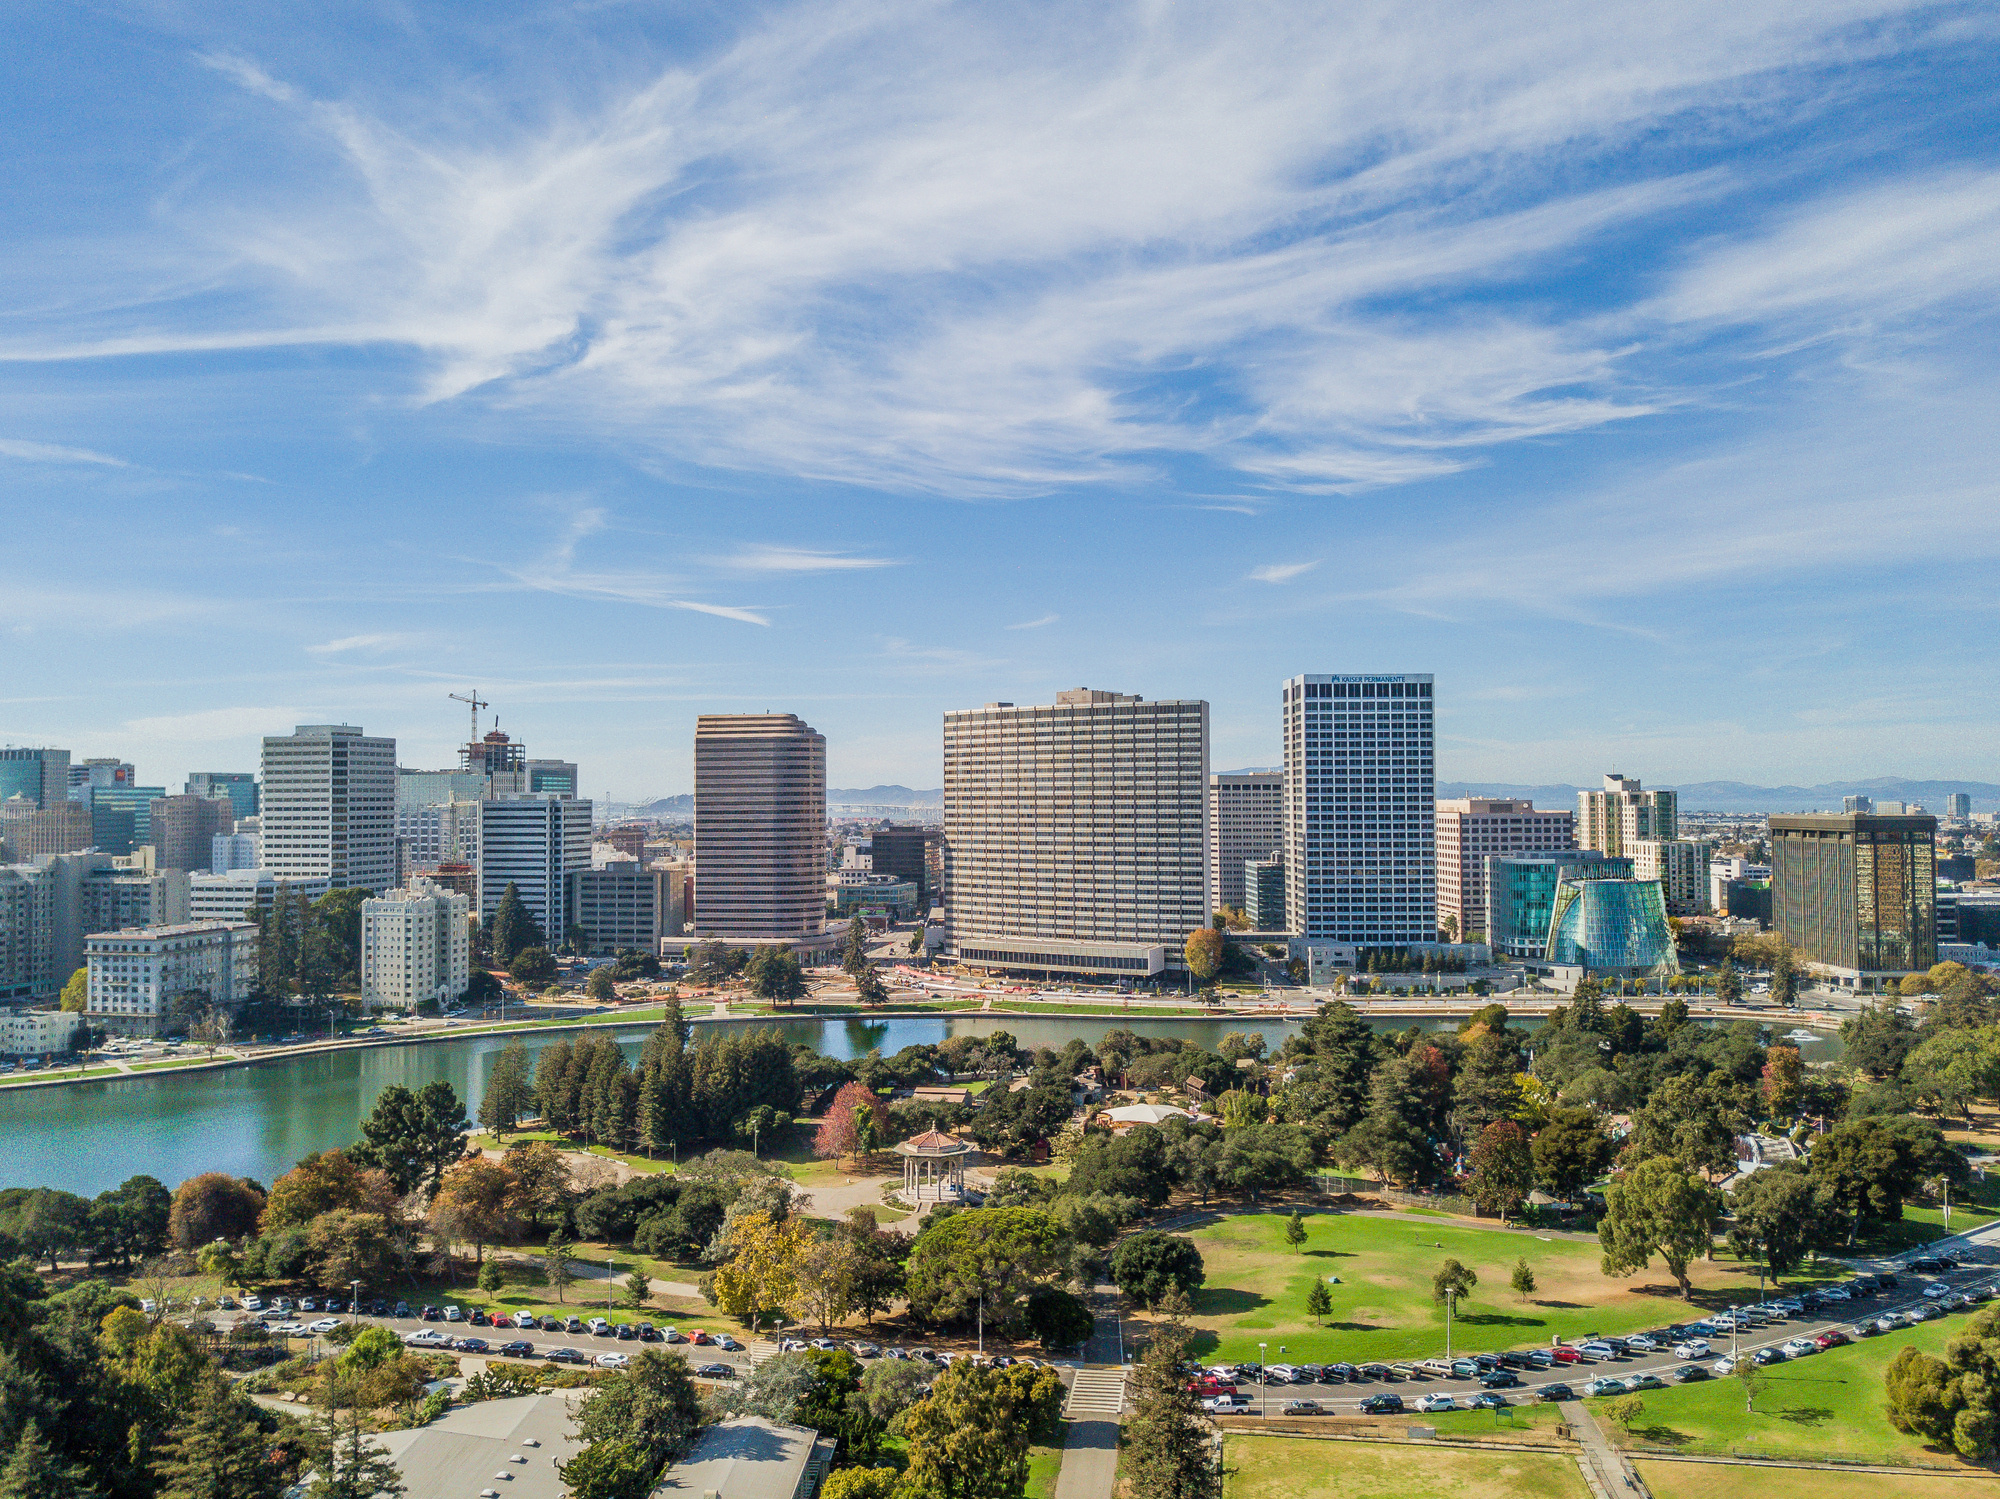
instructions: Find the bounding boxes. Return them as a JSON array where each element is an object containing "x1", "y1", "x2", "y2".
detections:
[{"x1": 0, "y1": 1010, "x2": 1841, "y2": 1195}]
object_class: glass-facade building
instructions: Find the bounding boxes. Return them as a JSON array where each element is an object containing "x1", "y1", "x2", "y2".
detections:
[
  {"x1": 1486, "y1": 852, "x2": 1630, "y2": 959},
  {"x1": 1546, "y1": 877, "x2": 1680, "y2": 976},
  {"x1": 1771, "y1": 813, "x2": 1936, "y2": 978}
]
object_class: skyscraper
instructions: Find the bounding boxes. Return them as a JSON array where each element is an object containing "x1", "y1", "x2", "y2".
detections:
[
  {"x1": 1434, "y1": 797, "x2": 1573, "y2": 941},
  {"x1": 943, "y1": 689, "x2": 1208, "y2": 977},
  {"x1": 1576, "y1": 773, "x2": 1677, "y2": 858},
  {"x1": 1209, "y1": 770, "x2": 1284, "y2": 919},
  {"x1": 1771, "y1": 812, "x2": 1937, "y2": 980},
  {"x1": 692, "y1": 714, "x2": 829, "y2": 946},
  {"x1": 1283, "y1": 674, "x2": 1436, "y2": 946},
  {"x1": 259, "y1": 725, "x2": 397, "y2": 893}
]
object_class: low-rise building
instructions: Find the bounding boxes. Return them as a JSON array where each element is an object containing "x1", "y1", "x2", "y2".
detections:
[
  {"x1": 85, "y1": 921, "x2": 258, "y2": 1038},
  {"x1": 360, "y1": 878, "x2": 470, "y2": 1010}
]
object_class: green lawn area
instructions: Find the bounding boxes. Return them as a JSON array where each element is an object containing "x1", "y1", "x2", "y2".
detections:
[
  {"x1": 1636, "y1": 1462, "x2": 1993, "y2": 1499},
  {"x1": 1224, "y1": 1433, "x2": 1589, "y2": 1499},
  {"x1": 1183, "y1": 1210, "x2": 1825, "y2": 1365},
  {"x1": 1601, "y1": 1314, "x2": 1984, "y2": 1468}
]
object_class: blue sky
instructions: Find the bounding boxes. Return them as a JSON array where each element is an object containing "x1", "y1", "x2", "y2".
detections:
[{"x1": 3, "y1": 1, "x2": 1998, "y2": 801}]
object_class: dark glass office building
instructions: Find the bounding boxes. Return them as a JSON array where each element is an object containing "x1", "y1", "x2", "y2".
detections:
[{"x1": 1770, "y1": 813, "x2": 1936, "y2": 979}]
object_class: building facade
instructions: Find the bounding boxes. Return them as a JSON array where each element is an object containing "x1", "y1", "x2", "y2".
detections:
[
  {"x1": 1485, "y1": 852, "x2": 1632, "y2": 959},
  {"x1": 261, "y1": 725, "x2": 397, "y2": 893},
  {"x1": 1577, "y1": 774, "x2": 1678, "y2": 858},
  {"x1": 477, "y1": 796, "x2": 593, "y2": 940},
  {"x1": 870, "y1": 824, "x2": 945, "y2": 911},
  {"x1": 1627, "y1": 837, "x2": 1716, "y2": 916},
  {"x1": 1283, "y1": 674, "x2": 1436, "y2": 946},
  {"x1": 360, "y1": 879, "x2": 470, "y2": 1010},
  {"x1": 185, "y1": 772, "x2": 259, "y2": 820},
  {"x1": 85, "y1": 921, "x2": 258, "y2": 1038},
  {"x1": 1434, "y1": 797, "x2": 1573, "y2": 941},
  {"x1": 943, "y1": 689, "x2": 1208, "y2": 977},
  {"x1": 1546, "y1": 877, "x2": 1680, "y2": 977},
  {"x1": 149, "y1": 793, "x2": 234, "y2": 874},
  {"x1": 693, "y1": 714, "x2": 829, "y2": 945},
  {"x1": 1770, "y1": 812, "x2": 1938, "y2": 981},
  {"x1": 1209, "y1": 770, "x2": 1284, "y2": 919}
]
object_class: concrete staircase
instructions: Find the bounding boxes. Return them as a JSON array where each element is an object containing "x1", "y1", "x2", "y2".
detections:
[{"x1": 1063, "y1": 1368, "x2": 1128, "y2": 1418}]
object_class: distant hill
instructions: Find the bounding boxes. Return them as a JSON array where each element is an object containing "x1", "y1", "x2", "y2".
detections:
[{"x1": 1441, "y1": 778, "x2": 2000, "y2": 814}]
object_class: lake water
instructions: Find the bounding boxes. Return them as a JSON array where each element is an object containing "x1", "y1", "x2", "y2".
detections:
[{"x1": 0, "y1": 1009, "x2": 1838, "y2": 1195}]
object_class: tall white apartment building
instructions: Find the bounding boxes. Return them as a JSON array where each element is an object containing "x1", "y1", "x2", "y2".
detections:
[
  {"x1": 361, "y1": 878, "x2": 470, "y2": 1010},
  {"x1": 1435, "y1": 798, "x2": 1573, "y2": 942},
  {"x1": 85, "y1": 921, "x2": 257, "y2": 1038},
  {"x1": 260, "y1": 725, "x2": 397, "y2": 893},
  {"x1": 692, "y1": 714, "x2": 829, "y2": 946},
  {"x1": 943, "y1": 689, "x2": 1209, "y2": 978},
  {"x1": 477, "y1": 796, "x2": 593, "y2": 942},
  {"x1": 1577, "y1": 773, "x2": 1677, "y2": 859},
  {"x1": 1209, "y1": 771, "x2": 1284, "y2": 920},
  {"x1": 1283, "y1": 674, "x2": 1436, "y2": 946},
  {"x1": 1629, "y1": 837, "x2": 1716, "y2": 916}
]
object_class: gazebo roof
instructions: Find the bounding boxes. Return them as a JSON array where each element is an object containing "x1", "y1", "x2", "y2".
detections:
[{"x1": 896, "y1": 1129, "x2": 970, "y2": 1156}]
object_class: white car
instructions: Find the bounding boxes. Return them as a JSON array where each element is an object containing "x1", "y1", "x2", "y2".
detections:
[
  {"x1": 595, "y1": 1352, "x2": 630, "y2": 1369},
  {"x1": 1672, "y1": 1340, "x2": 1710, "y2": 1360},
  {"x1": 1415, "y1": 1393, "x2": 1457, "y2": 1413},
  {"x1": 309, "y1": 1319, "x2": 342, "y2": 1333}
]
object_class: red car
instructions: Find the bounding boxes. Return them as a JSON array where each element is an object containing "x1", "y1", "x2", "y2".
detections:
[{"x1": 1551, "y1": 1345, "x2": 1584, "y2": 1364}]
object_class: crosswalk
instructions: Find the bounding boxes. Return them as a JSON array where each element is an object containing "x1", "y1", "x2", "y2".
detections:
[{"x1": 1064, "y1": 1368, "x2": 1128, "y2": 1417}]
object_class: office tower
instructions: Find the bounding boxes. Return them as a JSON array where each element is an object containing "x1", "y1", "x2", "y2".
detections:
[
  {"x1": 1283, "y1": 674, "x2": 1435, "y2": 946},
  {"x1": 0, "y1": 747, "x2": 71, "y2": 807},
  {"x1": 871, "y1": 824, "x2": 945, "y2": 911},
  {"x1": 477, "y1": 796, "x2": 593, "y2": 941},
  {"x1": 1245, "y1": 857, "x2": 1285, "y2": 929},
  {"x1": 361, "y1": 877, "x2": 470, "y2": 1009},
  {"x1": 260, "y1": 725, "x2": 397, "y2": 893},
  {"x1": 85, "y1": 921, "x2": 258, "y2": 1039},
  {"x1": 1486, "y1": 852, "x2": 1633, "y2": 959},
  {"x1": 1546, "y1": 877, "x2": 1680, "y2": 977},
  {"x1": 571, "y1": 860, "x2": 668, "y2": 955},
  {"x1": 1771, "y1": 812, "x2": 1938, "y2": 979},
  {"x1": 1947, "y1": 792, "x2": 1972, "y2": 820},
  {"x1": 185, "y1": 772, "x2": 259, "y2": 820},
  {"x1": 1577, "y1": 774, "x2": 1677, "y2": 858},
  {"x1": 1210, "y1": 770, "x2": 1284, "y2": 918},
  {"x1": 1434, "y1": 798, "x2": 1573, "y2": 942},
  {"x1": 693, "y1": 714, "x2": 829, "y2": 946},
  {"x1": 942, "y1": 689, "x2": 1208, "y2": 977},
  {"x1": 0, "y1": 798, "x2": 94, "y2": 862},
  {"x1": 149, "y1": 793, "x2": 234, "y2": 873},
  {"x1": 1627, "y1": 837, "x2": 1715, "y2": 916}
]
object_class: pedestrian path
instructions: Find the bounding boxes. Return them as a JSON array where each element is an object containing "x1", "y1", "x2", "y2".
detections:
[{"x1": 1063, "y1": 1368, "x2": 1128, "y2": 1417}]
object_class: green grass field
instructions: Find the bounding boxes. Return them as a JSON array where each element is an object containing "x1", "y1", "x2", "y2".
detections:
[
  {"x1": 1223, "y1": 1433, "x2": 1589, "y2": 1499},
  {"x1": 1635, "y1": 1462, "x2": 1992, "y2": 1499},
  {"x1": 1600, "y1": 1313, "x2": 1983, "y2": 1467},
  {"x1": 1183, "y1": 1210, "x2": 1832, "y2": 1364}
]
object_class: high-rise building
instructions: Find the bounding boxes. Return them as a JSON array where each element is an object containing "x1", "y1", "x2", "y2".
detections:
[
  {"x1": 871, "y1": 824, "x2": 945, "y2": 911},
  {"x1": 693, "y1": 714, "x2": 829, "y2": 946},
  {"x1": 0, "y1": 748, "x2": 71, "y2": 808},
  {"x1": 1627, "y1": 837, "x2": 1715, "y2": 916},
  {"x1": 942, "y1": 689, "x2": 1208, "y2": 977},
  {"x1": 1946, "y1": 792, "x2": 1972, "y2": 821},
  {"x1": 1283, "y1": 674, "x2": 1436, "y2": 946},
  {"x1": 477, "y1": 796, "x2": 593, "y2": 941},
  {"x1": 1576, "y1": 774, "x2": 1677, "y2": 858},
  {"x1": 1770, "y1": 812, "x2": 1937, "y2": 980},
  {"x1": 1210, "y1": 770, "x2": 1284, "y2": 919},
  {"x1": 149, "y1": 793, "x2": 234, "y2": 874},
  {"x1": 0, "y1": 797, "x2": 94, "y2": 862},
  {"x1": 260, "y1": 725, "x2": 397, "y2": 893},
  {"x1": 1434, "y1": 798, "x2": 1573, "y2": 941},
  {"x1": 1486, "y1": 852, "x2": 1632, "y2": 959},
  {"x1": 185, "y1": 772, "x2": 259, "y2": 820},
  {"x1": 85, "y1": 921, "x2": 258, "y2": 1038},
  {"x1": 361, "y1": 878, "x2": 470, "y2": 1010}
]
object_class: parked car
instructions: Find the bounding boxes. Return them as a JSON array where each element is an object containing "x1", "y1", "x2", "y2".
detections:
[
  {"x1": 1358, "y1": 1394, "x2": 1404, "y2": 1415},
  {"x1": 1415, "y1": 1394, "x2": 1457, "y2": 1413}
]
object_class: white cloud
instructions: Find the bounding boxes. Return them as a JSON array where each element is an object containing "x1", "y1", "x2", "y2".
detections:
[
  {"x1": 1006, "y1": 614, "x2": 1060, "y2": 630},
  {"x1": 1249, "y1": 561, "x2": 1319, "y2": 584},
  {"x1": 0, "y1": 437, "x2": 127, "y2": 466}
]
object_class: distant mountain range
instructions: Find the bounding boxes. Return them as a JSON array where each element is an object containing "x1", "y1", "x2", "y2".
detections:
[{"x1": 1440, "y1": 778, "x2": 2000, "y2": 814}]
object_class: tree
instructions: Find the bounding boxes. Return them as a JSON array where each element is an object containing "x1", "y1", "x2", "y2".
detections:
[
  {"x1": 711, "y1": 1210, "x2": 810, "y2": 1332},
  {"x1": 1466, "y1": 1119, "x2": 1535, "y2": 1221},
  {"x1": 308, "y1": 1411, "x2": 407, "y2": 1499},
  {"x1": 1598, "y1": 1155, "x2": 1721, "y2": 1300},
  {"x1": 151, "y1": 1374, "x2": 287, "y2": 1499},
  {"x1": 1284, "y1": 1210, "x2": 1307, "y2": 1251},
  {"x1": 545, "y1": 1226, "x2": 575, "y2": 1303},
  {"x1": 1305, "y1": 1278, "x2": 1332, "y2": 1323},
  {"x1": 1511, "y1": 1257, "x2": 1537, "y2": 1300},
  {"x1": 351, "y1": 1080, "x2": 470, "y2": 1196},
  {"x1": 489, "y1": 882, "x2": 542, "y2": 966},
  {"x1": 1531, "y1": 1107, "x2": 1613, "y2": 1201},
  {"x1": 169, "y1": 1173, "x2": 266, "y2": 1249},
  {"x1": 1110, "y1": 1231, "x2": 1205, "y2": 1309},
  {"x1": 509, "y1": 946, "x2": 558, "y2": 988},
  {"x1": 746, "y1": 946, "x2": 807, "y2": 1005},
  {"x1": 1182, "y1": 927, "x2": 1224, "y2": 985},
  {"x1": 479, "y1": 1039, "x2": 535, "y2": 1137},
  {"x1": 1123, "y1": 1312, "x2": 1217, "y2": 1499},
  {"x1": 58, "y1": 967, "x2": 88, "y2": 1013},
  {"x1": 905, "y1": 1208, "x2": 1072, "y2": 1331},
  {"x1": 901, "y1": 1363, "x2": 1060, "y2": 1499},
  {"x1": 586, "y1": 966, "x2": 618, "y2": 1002}
]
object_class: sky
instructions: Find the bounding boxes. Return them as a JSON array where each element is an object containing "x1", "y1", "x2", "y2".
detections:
[{"x1": 2, "y1": 1, "x2": 1998, "y2": 802}]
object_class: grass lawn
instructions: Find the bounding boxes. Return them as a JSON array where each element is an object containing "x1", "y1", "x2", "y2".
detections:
[
  {"x1": 1224, "y1": 1433, "x2": 1589, "y2": 1499},
  {"x1": 1634, "y1": 1463, "x2": 1993, "y2": 1499},
  {"x1": 1181, "y1": 1209, "x2": 1829, "y2": 1365},
  {"x1": 1599, "y1": 1314, "x2": 1984, "y2": 1468}
]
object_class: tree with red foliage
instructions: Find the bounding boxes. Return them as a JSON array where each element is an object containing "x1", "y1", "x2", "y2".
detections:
[{"x1": 814, "y1": 1081, "x2": 889, "y2": 1169}]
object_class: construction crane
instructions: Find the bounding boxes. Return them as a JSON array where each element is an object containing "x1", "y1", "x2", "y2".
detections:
[{"x1": 449, "y1": 689, "x2": 488, "y2": 744}]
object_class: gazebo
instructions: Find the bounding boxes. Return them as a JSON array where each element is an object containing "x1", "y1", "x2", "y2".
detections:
[{"x1": 895, "y1": 1129, "x2": 971, "y2": 1202}]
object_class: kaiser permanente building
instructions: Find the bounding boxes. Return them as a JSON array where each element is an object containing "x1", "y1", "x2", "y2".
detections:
[{"x1": 942, "y1": 689, "x2": 1209, "y2": 978}]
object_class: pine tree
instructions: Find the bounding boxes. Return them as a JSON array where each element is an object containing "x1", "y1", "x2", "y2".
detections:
[
  {"x1": 309, "y1": 1412, "x2": 406, "y2": 1499},
  {"x1": 479, "y1": 1039, "x2": 535, "y2": 1136},
  {"x1": 153, "y1": 1377, "x2": 286, "y2": 1499}
]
